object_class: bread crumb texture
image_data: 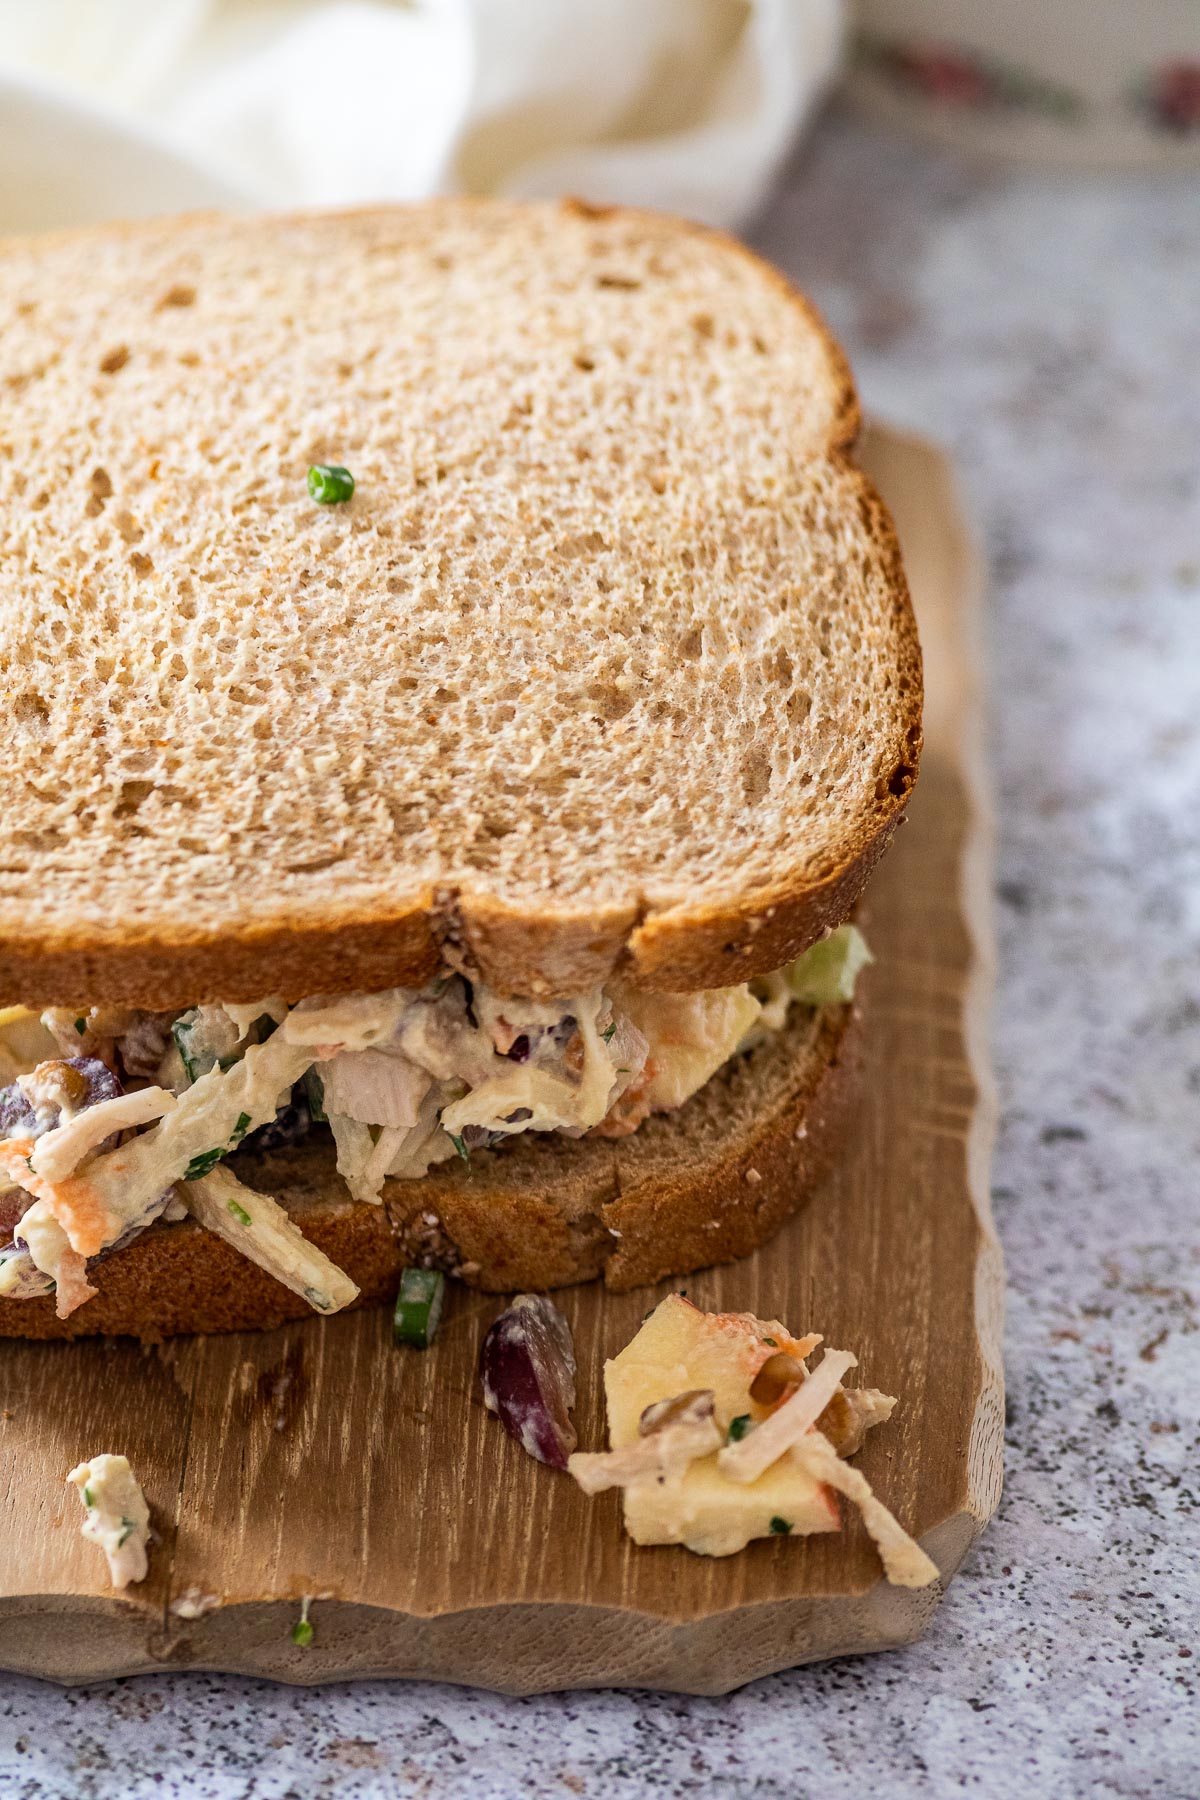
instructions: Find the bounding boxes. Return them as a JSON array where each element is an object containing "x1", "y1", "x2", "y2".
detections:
[{"x1": 0, "y1": 201, "x2": 920, "y2": 1003}]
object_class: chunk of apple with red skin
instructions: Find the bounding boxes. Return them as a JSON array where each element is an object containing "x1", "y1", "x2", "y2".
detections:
[
  {"x1": 599, "y1": 1295, "x2": 843, "y2": 1556},
  {"x1": 607, "y1": 1294, "x2": 818, "y2": 1433}
]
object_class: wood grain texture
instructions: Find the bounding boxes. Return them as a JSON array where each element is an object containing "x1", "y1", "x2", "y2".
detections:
[{"x1": 0, "y1": 424, "x2": 1002, "y2": 1693}]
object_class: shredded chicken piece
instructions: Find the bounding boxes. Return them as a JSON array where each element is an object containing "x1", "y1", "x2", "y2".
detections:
[
  {"x1": 182, "y1": 1164, "x2": 359, "y2": 1314},
  {"x1": 569, "y1": 1390, "x2": 723, "y2": 1494},
  {"x1": 789, "y1": 1431, "x2": 939, "y2": 1589},
  {"x1": 316, "y1": 1047, "x2": 430, "y2": 1129},
  {"x1": 7, "y1": 1189, "x2": 97, "y2": 1317},
  {"x1": 717, "y1": 1349, "x2": 858, "y2": 1484},
  {"x1": 30, "y1": 1087, "x2": 176, "y2": 1183}
]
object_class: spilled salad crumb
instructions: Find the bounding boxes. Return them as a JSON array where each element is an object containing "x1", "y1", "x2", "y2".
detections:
[{"x1": 65, "y1": 1454, "x2": 150, "y2": 1589}]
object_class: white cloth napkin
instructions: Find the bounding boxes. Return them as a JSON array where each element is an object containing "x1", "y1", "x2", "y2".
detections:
[{"x1": 0, "y1": 0, "x2": 842, "y2": 228}]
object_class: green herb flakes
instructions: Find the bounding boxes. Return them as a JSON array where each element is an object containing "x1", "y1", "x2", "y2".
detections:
[
  {"x1": 393, "y1": 1267, "x2": 446, "y2": 1348},
  {"x1": 307, "y1": 463, "x2": 355, "y2": 504},
  {"x1": 303, "y1": 1068, "x2": 327, "y2": 1122},
  {"x1": 227, "y1": 1199, "x2": 252, "y2": 1227},
  {"x1": 769, "y1": 1516, "x2": 793, "y2": 1536},
  {"x1": 171, "y1": 1015, "x2": 202, "y2": 1084},
  {"x1": 727, "y1": 1414, "x2": 752, "y2": 1443},
  {"x1": 183, "y1": 1149, "x2": 224, "y2": 1182},
  {"x1": 291, "y1": 1597, "x2": 314, "y2": 1647}
]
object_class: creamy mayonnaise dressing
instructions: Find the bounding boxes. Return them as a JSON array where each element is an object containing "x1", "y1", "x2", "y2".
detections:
[
  {"x1": 0, "y1": 928, "x2": 870, "y2": 1321},
  {"x1": 66, "y1": 1453, "x2": 151, "y2": 1588}
]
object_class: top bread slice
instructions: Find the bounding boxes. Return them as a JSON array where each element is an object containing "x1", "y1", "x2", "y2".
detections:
[{"x1": 0, "y1": 199, "x2": 920, "y2": 1009}]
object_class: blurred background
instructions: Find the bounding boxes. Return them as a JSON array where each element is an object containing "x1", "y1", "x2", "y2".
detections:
[
  {"x1": 1, "y1": 0, "x2": 1198, "y2": 233},
  {"x1": 2, "y1": 3, "x2": 1197, "y2": 1796}
]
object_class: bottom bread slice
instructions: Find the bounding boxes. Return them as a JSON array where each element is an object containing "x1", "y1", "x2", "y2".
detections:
[{"x1": 0, "y1": 1001, "x2": 862, "y2": 1342}]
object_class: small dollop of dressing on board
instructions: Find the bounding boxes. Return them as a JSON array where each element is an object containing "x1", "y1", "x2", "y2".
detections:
[{"x1": 65, "y1": 1454, "x2": 150, "y2": 1588}]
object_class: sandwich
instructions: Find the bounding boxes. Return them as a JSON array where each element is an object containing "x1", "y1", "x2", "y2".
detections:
[{"x1": 0, "y1": 199, "x2": 920, "y2": 1341}]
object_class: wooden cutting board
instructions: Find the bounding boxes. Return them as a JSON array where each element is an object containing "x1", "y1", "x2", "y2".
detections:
[{"x1": 0, "y1": 423, "x2": 1002, "y2": 1694}]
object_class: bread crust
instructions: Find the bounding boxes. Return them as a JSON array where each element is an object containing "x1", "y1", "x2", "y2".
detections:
[
  {"x1": 0, "y1": 999, "x2": 860, "y2": 1340},
  {"x1": 0, "y1": 200, "x2": 920, "y2": 1010}
]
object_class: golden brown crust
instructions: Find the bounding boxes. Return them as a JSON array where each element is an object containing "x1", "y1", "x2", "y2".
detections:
[
  {"x1": 0, "y1": 999, "x2": 860, "y2": 1339},
  {"x1": 0, "y1": 199, "x2": 920, "y2": 1010},
  {"x1": 620, "y1": 460, "x2": 921, "y2": 993},
  {"x1": 0, "y1": 908, "x2": 444, "y2": 1014}
]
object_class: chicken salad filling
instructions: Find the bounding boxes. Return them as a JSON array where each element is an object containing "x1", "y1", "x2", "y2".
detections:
[{"x1": 0, "y1": 925, "x2": 870, "y2": 1323}]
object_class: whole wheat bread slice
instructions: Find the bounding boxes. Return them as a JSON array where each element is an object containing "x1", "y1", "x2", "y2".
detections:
[
  {"x1": 0, "y1": 200, "x2": 919, "y2": 1008},
  {"x1": 0, "y1": 998, "x2": 860, "y2": 1340}
]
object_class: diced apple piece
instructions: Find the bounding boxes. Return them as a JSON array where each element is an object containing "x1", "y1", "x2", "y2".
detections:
[
  {"x1": 606, "y1": 1293, "x2": 817, "y2": 1438},
  {"x1": 600, "y1": 1295, "x2": 840, "y2": 1556},
  {"x1": 582, "y1": 1296, "x2": 927, "y2": 1577},
  {"x1": 608, "y1": 985, "x2": 764, "y2": 1110},
  {"x1": 622, "y1": 1436, "x2": 840, "y2": 1555}
]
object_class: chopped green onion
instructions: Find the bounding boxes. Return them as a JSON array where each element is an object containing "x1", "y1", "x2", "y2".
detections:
[
  {"x1": 601, "y1": 1022, "x2": 617, "y2": 1044},
  {"x1": 727, "y1": 1414, "x2": 752, "y2": 1443},
  {"x1": 307, "y1": 463, "x2": 355, "y2": 504},
  {"x1": 290, "y1": 1596, "x2": 314, "y2": 1647},
  {"x1": 74, "y1": 1017, "x2": 87, "y2": 1036},
  {"x1": 186, "y1": 1104, "x2": 256, "y2": 1179},
  {"x1": 762, "y1": 1337, "x2": 778, "y2": 1348},
  {"x1": 227, "y1": 1199, "x2": 252, "y2": 1227},
  {"x1": 171, "y1": 1016, "x2": 198, "y2": 1083},
  {"x1": 83, "y1": 1486, "x2": 94, "y2": 1507},
  {"x1": 769, "y1": 1516, "x2": 793, "y2": 1536},
  {"x1": 117, "y1": 1518, "x2": 137, "y2": 1547},
  {"x1": 393, "y1": 1267, "x2": 445, "y2": 1348},
  {"x1": 183, "y1": 1148, "x2": 224, "y2": 1181},
  {"x1": 448, "y1": 1132, "x2": 470, "y2": 1166},
  {"x1": 303, "y1": 1068, "x2": 327, "y2": 1123},
  {"x1": 784, "y1": 924, "x2": 873, "y2": 1006}
]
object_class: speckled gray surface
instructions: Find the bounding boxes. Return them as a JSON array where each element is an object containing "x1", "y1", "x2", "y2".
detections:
[{"x1": 2, "y1": 106, "x2": 1197, "y2": 1800}]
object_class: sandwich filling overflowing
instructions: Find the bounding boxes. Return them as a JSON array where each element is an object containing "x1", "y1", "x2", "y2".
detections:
[{"x1": 0, "y1": 926, "x2": 869, "y2": 1322}]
